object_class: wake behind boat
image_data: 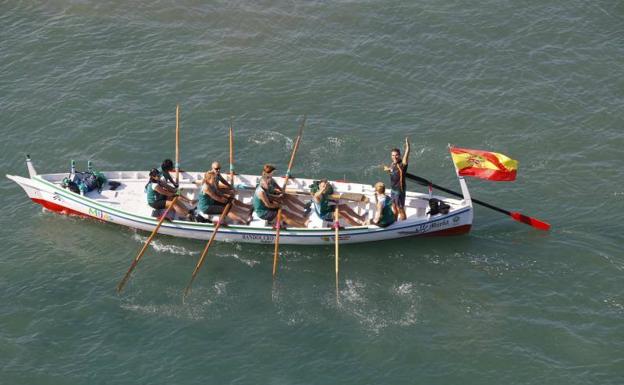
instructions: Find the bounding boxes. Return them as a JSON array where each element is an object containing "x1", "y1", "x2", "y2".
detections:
[{"x1": 7, "y1": 156, "x2": 474, "y2": 245}]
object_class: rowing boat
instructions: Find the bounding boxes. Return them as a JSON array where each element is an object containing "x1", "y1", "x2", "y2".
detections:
[{"x1": 7, "y1": 156, "x2": 473, "y2": 245}]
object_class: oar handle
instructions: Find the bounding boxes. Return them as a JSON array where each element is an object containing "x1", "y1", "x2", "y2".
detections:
[
  {"x1": 405, "y1": 172, "x2": 510, "y2": 215},
  {"x1": 281, "y1": 116, "x2": 306, "y2": 190},
  {"x1": 404, "y1": 173, "x2": 461, "y2": 198},
  {"x1": 404, "y1": 172, "x2": 550, "y2": 231}
]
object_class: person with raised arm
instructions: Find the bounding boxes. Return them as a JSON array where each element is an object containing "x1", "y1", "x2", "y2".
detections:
[{"x1": 383, "y1": 137, "x2": 410, "y2": 220}]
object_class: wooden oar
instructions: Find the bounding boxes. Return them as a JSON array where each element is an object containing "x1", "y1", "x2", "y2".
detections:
[
  {"x1": 175, "y1": 104, "x2": 180, "y2": 185},
  {"x1": 229, "y1": 117, "x2": 234, "y2": 185},
  {"x1": 272, "y1": 116, "x2": 306, "y2": 278},
  {"x1": 404, "y1": 172, "x2": 551, "y2": 231},
  {"x1": 183, "y1": 202, "x2": 233, "y2": 297},
  {"x1": 116, "y1": 197, "x2": 179, "y2": 293},
  {"x1": 332, "y1": 192, "x2": 368, "y2": 203},
  {"x1": 334, "y1": 205, "x2": 340, "y2": 302},
  {"x1": 271, "y1": 208, "x2": 283, "y2": 277},
  {"x1": 284, "y1": 189, "x2": 369, "y2": 203}
]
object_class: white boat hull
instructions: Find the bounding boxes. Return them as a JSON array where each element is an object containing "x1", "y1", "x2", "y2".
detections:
[{"x1": 8, "y1": 167, "x2": 473, "y2": 245}]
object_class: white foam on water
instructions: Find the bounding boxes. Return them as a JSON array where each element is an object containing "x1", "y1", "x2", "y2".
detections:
[
  {"x1": 225, "y1": 252, "x2": 261, "y2": 267},
  {"x1": 391, "y1": 282, "x2": 420, "y2": 327},
  {"x1": 342, "y1": 279, "x2": 366, "y2": 304},
  {"x1": 395, "y1": 282, "x2": 414, "y2": 296},
  {"x1": 305, "y1": 136, "x2": 348, "y2": 174},
  {"x1": 326, "y1": 136, "x2": 345, "y2": 148},
  {"x1": 213, "y1": 281, "x2": 227, "y2": 296},
  {"x1": 363, "y1": 164, "x2": 383, "y2": 177},
  {"x1": 120, "y1": 302, "x2": 207, "y2": 321},
  {"x1": 338, "y1": 279, "x2": 420, "y2": 334},
  {"x1": 248, "y1": 130, "x2": 293, "y2": 146},
  {"x1": 120, "y1": 280, "x2": 231, "y2": 321},
  {"x1": 603, "y1": 298, "x2": 624, "y2": 313},
  {"x1": 131, "y1": 233, "x2": 198, "y2": 256}
]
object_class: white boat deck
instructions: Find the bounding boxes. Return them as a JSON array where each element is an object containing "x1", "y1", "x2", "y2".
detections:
[
  {"x1": 39, "y1": 170, "x2": 464, "y2": 229},
  {"x1": 8, "y1": 162, "x2": 473, "y2": 244}
]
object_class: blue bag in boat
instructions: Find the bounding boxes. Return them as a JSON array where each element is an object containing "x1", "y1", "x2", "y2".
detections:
[{"x1": 68, "y1": 171, "x2": 107, "y2": 194}]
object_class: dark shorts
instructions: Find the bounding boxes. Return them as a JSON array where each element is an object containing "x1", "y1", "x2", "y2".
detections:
[
  {"x1": 391, "y1": 190, "x2": 406, "y2": 209},
  {"x1": 375, "y1": 218, "x2": 395, "y2": 228},
  {"x1": 259, "y1": 209, "x2": 278, "y2": 222},
  {"x1": 320, "y1": 204, "x2": 336, "y2": 221},
  {"x1": 202, "y1": 201, "x2": 226, "y2": 215},
  {"x1": 149, "y1": 199, "x2": 167, "y2": 210}
]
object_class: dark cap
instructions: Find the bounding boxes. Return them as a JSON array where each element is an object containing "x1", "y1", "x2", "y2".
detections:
[
  {"x1": 149, "y1": 168, "x2": 161, "y2": 178},
  {"x1": 161, "y1": 159, "x2": 174, "y2": 171}
]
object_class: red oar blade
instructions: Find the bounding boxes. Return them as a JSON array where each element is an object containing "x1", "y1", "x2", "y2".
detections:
[{"x1": 510, "y1": 212, "x2": 551, "y2": 231}]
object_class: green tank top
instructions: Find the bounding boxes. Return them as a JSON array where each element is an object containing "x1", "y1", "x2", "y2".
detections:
[
  {"x1": 253, "y1": 185, "x2": 270, "y2": 218},
  {"x1": 197, "y1": 183, "x2": 218, "y2": 213},
  {"x1": 314, "y1": 192, "x2": 331, "y2": 217},
  {"x1": 378, "y1": 195, "x2": 396, "y2": 226},
  {"x1": 266, "y1": 177, "x2": 278, "y2": 194},
  {"x1": 146, "y1": 182, "x2": 164, "y2": 204}
]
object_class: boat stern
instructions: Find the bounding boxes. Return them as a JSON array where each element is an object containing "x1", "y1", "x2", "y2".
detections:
[{"x1": 26, "y1": 154, "x2": 38, "y2": 178}]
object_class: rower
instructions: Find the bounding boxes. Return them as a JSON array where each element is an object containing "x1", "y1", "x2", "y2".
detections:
[
  {"x1": 252, "y1": 164, "x2": 309, "y2": 227},
  {"x1": 371, "y1": 182, "x2": 396, "y2": 227},
  {"x1": 196, "y1": 171, "x2": 249, "y2": 224},
  {"x1": 146, "y1": 168, "x2": 193, "y2": 220},
  {"x1": 210, "y1": 161, "x2": 252, "y2": 212},
  {"x1": 312, "y1": 178, "x2": 367, "y2": 226},
  {"x1": 262, "y1": 164, "x2": 306, "y2": 213},
  {"x1": 158, "y1": 158, "x2": 198, "y2": 208},
  {"x1": 159, "y1": 159, "x2": 178, "y2": 189}
]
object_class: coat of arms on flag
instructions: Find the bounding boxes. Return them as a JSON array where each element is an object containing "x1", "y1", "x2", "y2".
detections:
[{"x1": 449, "y1": 146, "x2": 518, "y2": 181}]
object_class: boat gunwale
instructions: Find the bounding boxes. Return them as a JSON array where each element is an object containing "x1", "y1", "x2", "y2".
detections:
[{"x1": 28, "y1": 174, "x2": 472, "y2": 236}]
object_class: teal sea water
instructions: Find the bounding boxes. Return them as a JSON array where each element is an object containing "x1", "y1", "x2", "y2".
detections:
[{"x1": 1, "y1": 1, "x2": 623, "y2": 384}]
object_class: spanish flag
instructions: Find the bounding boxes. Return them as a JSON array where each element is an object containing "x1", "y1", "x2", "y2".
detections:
[{"x1": 450, "y1": 146, "x2": 518, "y2": 181}]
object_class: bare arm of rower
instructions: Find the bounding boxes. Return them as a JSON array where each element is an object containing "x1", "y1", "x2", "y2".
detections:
[
  {"x1": 217, "y1": 173, "x2": 233, "y2": 190},
  {"x1": 259, "y1": 190, "x2": 280, "y2": 209},
  {"x1": 154, "y1": 183, "x2": 176, "y2": 197},
  {"x1": 403, "y1": 136, "x2": 411, "y2": 165},
  {"x1": 204, "y1": 184, "x2": 229, "y2": 204},
  {"x1": 312, "y1": 183, "x2": 329, "y2": 203}
]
